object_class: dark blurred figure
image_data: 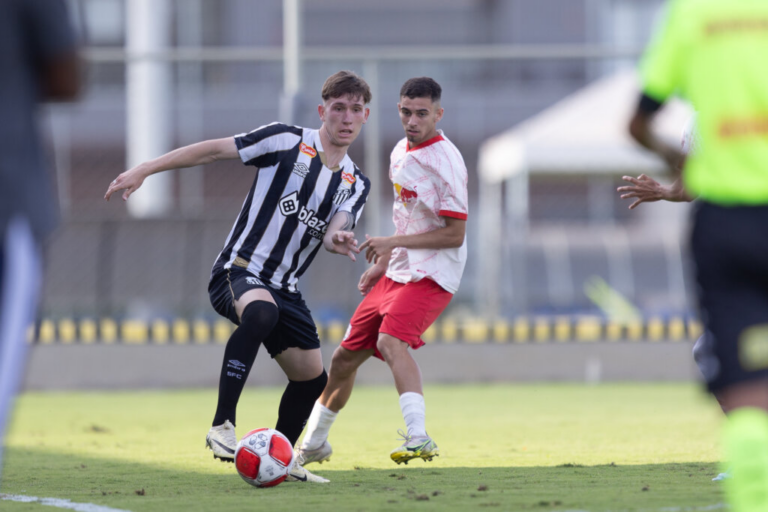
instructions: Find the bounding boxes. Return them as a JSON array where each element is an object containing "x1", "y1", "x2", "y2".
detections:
[{"x1": 0, "y1": 0, "x2": 79, "y2": 478}]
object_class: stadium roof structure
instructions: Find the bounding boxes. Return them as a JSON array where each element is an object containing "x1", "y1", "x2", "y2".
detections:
[{"x1": 477, "y1": 69, "x2": 694, "y2": 183}]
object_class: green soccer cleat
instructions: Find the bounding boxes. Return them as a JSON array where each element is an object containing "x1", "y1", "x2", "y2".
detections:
[{"x1": 390, "y1": 430, "x2": 439, "y2": 465}]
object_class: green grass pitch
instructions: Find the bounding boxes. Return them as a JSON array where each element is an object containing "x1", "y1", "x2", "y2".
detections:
[{"x1": 1, "y1": 383, "x2": 725, "y2": 511}]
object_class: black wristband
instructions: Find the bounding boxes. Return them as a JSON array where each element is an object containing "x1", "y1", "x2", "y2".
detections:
[{"x1": 638, "y1": 93, "x2": 664, "y2": 114}]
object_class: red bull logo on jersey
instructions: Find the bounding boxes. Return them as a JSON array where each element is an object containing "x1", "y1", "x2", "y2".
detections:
[
  {"x1": 300, "y1": 143, "x2": 317, "y2": 158},
  {"x1": 394, "y1": 183, "x2": 418, "y2": 203}
]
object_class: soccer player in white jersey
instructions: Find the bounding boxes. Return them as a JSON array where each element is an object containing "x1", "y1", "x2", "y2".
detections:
[
  {"x1": 618, "y1": 116, "x2": 731, "y2": 481},
  {"x1": 105, "y1": 71, "x2": 372, "y2": 483},
  {"x1": 298, "y1": 77, "x2": 468, "y2": 465}
]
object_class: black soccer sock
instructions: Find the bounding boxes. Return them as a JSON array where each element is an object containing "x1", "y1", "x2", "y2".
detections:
[
  {"x1": 275, "y1": 370, "x2": 328, "y2": 447},
  {"x1": 212, "y1": 301, "x2": 279, "y2": 427}
]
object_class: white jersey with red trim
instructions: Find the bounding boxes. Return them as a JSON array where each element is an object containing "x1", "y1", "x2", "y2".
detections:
[{"x1": 385, "y1": 130, "x2": 468, "y2": 294}]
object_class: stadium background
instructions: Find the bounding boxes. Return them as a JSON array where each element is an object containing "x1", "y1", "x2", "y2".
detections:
[{"x1": 26, "y1": 0, "x2": 700, "y2": 389}]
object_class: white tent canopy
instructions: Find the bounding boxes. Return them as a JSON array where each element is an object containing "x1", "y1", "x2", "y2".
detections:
[
  {"x1": 475, "y1": 70, "x2": 693, "y2": 316},
  {"x1": 478, "y1": 70, "x2": 694, "y2": 183}
]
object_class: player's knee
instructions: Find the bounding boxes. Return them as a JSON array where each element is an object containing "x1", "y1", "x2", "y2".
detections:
[
  {"x1": 330, "y1": 348, "x2": 358, "y2": 378},
  {"x1": 290, "y1": 369, "x2": 328, "y2": 401},
  {"x1": 239, "y1": 300, "x2": 279, "y2": 338},
  {"x1": 376, "y1": 335, "x2": 405, "y2": 360}
]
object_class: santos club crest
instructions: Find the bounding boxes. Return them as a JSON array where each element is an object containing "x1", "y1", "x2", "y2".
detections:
[{"x1": 333, "y1": 188, "x2": 351, "y2": 205}]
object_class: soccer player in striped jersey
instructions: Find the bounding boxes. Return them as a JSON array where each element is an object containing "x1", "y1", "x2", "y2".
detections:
[
  {"x1": 299, "y1": 77, "x2": 468, "y2": 466},
  {"x1": 105, "y1": 71, "x2": 372, "y2": 483}
]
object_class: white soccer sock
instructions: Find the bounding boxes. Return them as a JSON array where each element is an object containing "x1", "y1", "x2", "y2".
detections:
[
  {"x1": 300, "y1": 401, "x2": 338, "y2": 450},
  {"x1": 399, "y1": 392, "x2": 427, "y2": 438}
]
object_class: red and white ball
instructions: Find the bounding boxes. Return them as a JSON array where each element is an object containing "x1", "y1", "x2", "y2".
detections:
[{"x1": 234, "y1": 428, "x2": 295, "y2": 488}]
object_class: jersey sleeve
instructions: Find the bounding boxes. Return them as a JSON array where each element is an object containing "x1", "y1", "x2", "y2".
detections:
[
  {"x1": 337, "y1": 169, "x2": 370, "y2": 228},
  {"x1": 437, "y1": 151, "x2": 469, "y2": 221},
  {"x1": 234, "y1": 123, "x2": 303, "y2": 168},
  {"x1": 640, "y1": 0, "x2": 687, "y2": 103}
]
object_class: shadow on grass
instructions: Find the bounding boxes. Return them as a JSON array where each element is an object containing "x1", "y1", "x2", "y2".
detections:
[{"x1": 1, "y1": 447, "x2": 724, "y2": 512}]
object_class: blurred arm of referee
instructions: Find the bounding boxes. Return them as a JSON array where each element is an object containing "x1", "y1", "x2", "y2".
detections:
[{"x1": 628, "y1": 95, "x2": 685, "y2": 175}]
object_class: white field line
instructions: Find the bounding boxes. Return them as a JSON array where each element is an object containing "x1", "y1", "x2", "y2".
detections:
[
  {"x1": 554, "y1": 504, "x2": 728, "y2": 512},
  {"x1": 0, "y1": 494, "x2": 131, "y2": 512}
]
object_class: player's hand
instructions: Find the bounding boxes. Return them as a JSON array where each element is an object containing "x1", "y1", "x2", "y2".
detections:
[
  {"x1": 104, "y1": 166, "x2": 147, "y2": 202},
  {"x1": 358, "y1": 263, "x2": 386, "y2": 296},
  {"x1": 617, "y1": 174, "x2": 672, "y2": 210},
  {"x1": 330, "y1": 231, "x2": 360, "y2": 262},
  {"x1": 358, "y1": 235, "x2": 393, "y2": 264}
]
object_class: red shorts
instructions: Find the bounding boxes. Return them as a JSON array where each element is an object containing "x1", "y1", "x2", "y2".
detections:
[{"x1": 340, "y1": 276, "x2": 453, "y2": 360}]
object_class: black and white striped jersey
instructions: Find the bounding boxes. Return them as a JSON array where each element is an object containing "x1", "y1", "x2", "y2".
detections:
[{"x1": 211, "y1": 123, "x2": 370, "y2": 293}]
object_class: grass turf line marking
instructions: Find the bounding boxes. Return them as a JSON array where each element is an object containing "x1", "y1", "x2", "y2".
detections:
[
  {"x1": 553, "y1": 505, "x2": 728, "y2": 512},
  {"x1": 0, "y1": 494, "x2": 131, "y2": 512}
]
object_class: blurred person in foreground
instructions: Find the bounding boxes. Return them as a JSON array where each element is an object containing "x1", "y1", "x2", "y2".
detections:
[
  {"x1": 0, "y1": 0, "x2": 79, "y2": 480},
  {"x1": 298, "y1": 77, "x2": 468, "y2": 465},
  {"x1": 628, "y1": 1, "x2": 768, "y2": 509},
  {"x1": 620, "y1": 115, "x2": 732, "y2": 482},
  {"x1": 105, "y1": 71, "x2": 371, "y2": 484}
]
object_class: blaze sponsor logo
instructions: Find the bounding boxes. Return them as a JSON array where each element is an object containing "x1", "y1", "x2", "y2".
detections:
[
  {"x1": 300, "y1": 143, "x2": 317, "y2": 158},
  {"x1": 278, "y1": 191, "x2": 329, "y2": 239},
  {"x1": 341, "y1": 171, "x2": 356, "y2": 185},
  {"x1": 394, "y1": 183, "x2": 418, "y2": 203},
  {"x1": 279, "y1": 191, "x2": 301, "y2": 216}
]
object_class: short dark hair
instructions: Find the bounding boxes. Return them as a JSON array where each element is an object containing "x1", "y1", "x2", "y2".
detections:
[
  {"x1": 321, "y1": 71, "x2": 372, "y2": 104},
  {"x1": 399, "y1": 77, "x2": 442, "y2": 103}
]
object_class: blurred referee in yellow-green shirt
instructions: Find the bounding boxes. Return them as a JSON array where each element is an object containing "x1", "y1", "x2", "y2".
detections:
[{"x1": 629, "y1": 1, "x2": 768, "y2": 510}]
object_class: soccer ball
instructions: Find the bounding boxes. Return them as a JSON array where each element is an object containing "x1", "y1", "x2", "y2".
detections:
[{"x1": 235, "y1": 428, "x2": 295, "y2": 488}]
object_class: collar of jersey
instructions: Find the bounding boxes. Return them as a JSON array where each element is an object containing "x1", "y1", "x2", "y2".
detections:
[
  {"x1": 407, "y1": 132, "x2": 444, "y2": 152},
  {"x1": 312, "y1": 129, "x2": 346, "y2": 172}
]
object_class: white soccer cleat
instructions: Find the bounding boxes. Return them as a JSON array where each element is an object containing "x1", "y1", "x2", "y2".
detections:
[
  {"x1": 297, "y1": 440, "x2": 333, "y2": 465},
  {"x1": 285, "y1": 452, "x2": 330, "y2": 483},
  {"x1": 205, "y1": 420, "x2": 237, "y2": 462}
]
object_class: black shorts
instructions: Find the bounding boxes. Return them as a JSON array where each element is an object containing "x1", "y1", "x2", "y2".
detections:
[
  {"x1": 691, "y1": 201, "x2": 768, "y2": 393},
  {"x1": 208, "y1": 267, "x2": 321, "y2": 358}
]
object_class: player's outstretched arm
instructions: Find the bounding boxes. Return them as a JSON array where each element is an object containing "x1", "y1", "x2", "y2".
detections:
[
  {"x1": 322, "y1": 211, "x2": 360, "y2": 261},
  {"x1": 617, "y1": 175, "x2": 695, "y2": 209},
  {"x1": 359, "y1": 216, "x2": 465, "y2": 264},
  {"x1": 104, "y1": 137, "x2": 239, "y2": 202}
]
